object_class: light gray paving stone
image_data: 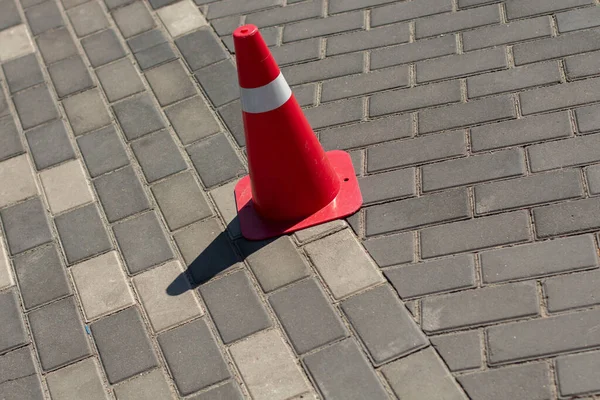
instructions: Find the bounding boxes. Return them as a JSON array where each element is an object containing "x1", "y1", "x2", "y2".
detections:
[
  {"x1": 71, "y1": 251, "x2": 135, "y2": 321},
  {"x1": 304, "y1": 229, "x2": 384, "y2": 299},
  {"x1": 544, "y1": 269, "x2": 600, "y2": 312},
  {"x1": 93, "y1": 166, "x2": 150, "y2": 223},
  {"x1": 528, "y1": 133, "x2": 600, "y2": 172},
  {"x1": 0, "y1": 374, "x2": 44, "y2": 399},
  {"x1": 63, "y1": 89, "x2": 112, "y2": 136},
  {"x1": 0, "y1": 117, "x2": 23, "y2": 162},
  {"x1": 112, "y1": 93, "x2": 166, "y2": 141},
  {"x1": 67, "y1": 1, "x2": 109, "y2": 37},
  {"x1": 46, "y1": 358, "x2": 108, "y2": 400},
  {"x1": 363, "y1": 232, "x2": 414, "y2": 267},
  {"x1": 0, "y1": 25, "x2": 34, "y2": 63},
  {"x1": 0, "y1": 88, "x2": 9, "y2": 119},
  {"x1": 40, "y1": 160, "x2": 94, "y2": 214},
  {"x1": 13, "y1": 84, "x2": 58, "y2": 130},
  {"x1": 13, "y1": 244, "x2": 71, "y2": 310},
  {"x1": 81, "y1": 29, "x2": 126, "y2": 68},
  {"x1": 25, "y1": 1, "x2": 64, "y2": 35},
  {"x1": 565, "y1": 51, "x2": 600, "y2": 80},
  {"x1": 385, "y1": 254, "x2": 476, "y2": 299},
  {"x1": 533, "y1": 197, "x2": 600, "y2": 238},
  {"x1": 175, "y1": 27, "x2": 228, "y2": 71},
  {"x1": 370, "y1": 35, "x2": 457, "y2": 70},
  {"x1": 186, "y1": 382, "x2": 243, "y2": 400},
  {"x1": 209, "y1": 180, "x2": 241, "y2": 238},
  {"x1": 28, "y1": 296, "x2": 91, "y2": 371},
  {"x1": 1, "y1": 197, "x2": 52, "y2": 256},
  {"x1": 575, "y1": 104, "x2": 600, "y2": 134},
  {"x1": 2, "y1": 54, "x2": 43, "y2": 94},
  {"x1": 431, "y1": 330, "x2": 482, "y2": 372},
  {"x1": 112, "y1": 1, "x2": 154, "y2": 38},
  {"x1": 0, "y1": 0, "x2": 21, "y2": 31},
  {"x1": 26, "y1": 119, "x2": 75, "y2": 170},
  {"x1": 186, "y1": 133, "x2": 245, "y2": 188},
  {"x1": 0, "y1": 238, "x2": 12, "y2": 290},
  {"x1": 164, "y1": 95, "x2": 221, "y2": 145},
  {"x1": 358, "y1": 168, "x2": 416, "y2": 205},
  {"x1": 36, "y1": 28, "x2": 77, "y2": 64},
  {"x1": 0, "y1": 289, "x2": 28, "y2": 354},
  {"x1": 520, "y1": 76, "x2": 600, "y2": 115},
  {"x1": 113, "y1": 369, "x2": 174, "y2": 400},
  {"x1": 217, "y1": 101, "x2": 245, "y2": 148},
  {"x1": 0, "y1": 346, "x2": 36, "y2": 384},
  {"x1": 157, "y1": 0, "x2": 207, "y2": 38},
  {"x1": 48, "y1": 55, "x2": 95, "y2": 99},
  {"x1": 77, "y1": 125, "x2": 129, "y2": 178},
  {"x1": 556, "y1": 5, "x2": 600, "y2": 33},
  {"x1": 381, "y1": 347, "x2": 467, "y2": 400},
  {"x1": 130, "y1": 130, "x2": 187, "y2": 183},
  {"x1": 145, "y1": 60, "x2": 196, "y2": 106},
  {"x1": 293, "y1": 219, "x2": 347, "y2": 244},
  {"x1": 96, "y1": 59, "x2": 145, "y2": 103},
  {"x1": 200, "y1": 269, "x2": 271, "y2": 344},
  {"x1": 61, "y1": 0, "x2": 90, "y2": 9},
  {"x1": 158, "y1": 319, "x2": 230, "y2": 396},
  {"x1": 0, "y1": 154, "x2": 38, "y2": 208},
  {"x1": 556, "y1": 350, "x2": 600, "y2": 397}
]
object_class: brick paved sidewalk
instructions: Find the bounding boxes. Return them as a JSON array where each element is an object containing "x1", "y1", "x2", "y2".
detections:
[{"x1": 2, "y1": 0, "x2": 600, "y2": 398}]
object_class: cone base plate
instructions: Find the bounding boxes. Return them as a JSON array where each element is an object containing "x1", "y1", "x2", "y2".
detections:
[{"x1": 234, "y1": 150, "x2": 363, "y2": 240}]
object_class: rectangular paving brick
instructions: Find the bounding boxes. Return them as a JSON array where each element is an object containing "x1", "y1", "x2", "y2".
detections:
[
  {"x1": 77, "y1": 125, "x2": 129, "y2": 178},
  {"x1": 556, "y1": 5, "x2": 600, "y2": 33},
  {"x1": 329, "y1": 0, "x2": 396, "y2": 14},
  {"x1": 371, "y1": 35, "x2": 457, "y2": 70},
  {"x1": 51, "y1": 55, "x2": 96, "y2": 100},
  {"x1": 82, "y1": 29, "x2": 126, "y2": 68},
  {"x1": 544, "y1": 269, "x2": 600, "y2": 313},
  {"x1": 513, "y1": 27, "x2": 600, "y2": 65},
  {"x1": 246, "y1": 0, "x2": 321, "y2": 27},
  {"x1": 63, "y1": 89, "x2": 112, "y2": 136},
  {"x1": 2, "y1": 54, "x2": 43, "y2": 94},
  {"x1": 363, "y1": 232, "x2": 414, "y2": 267},
  {"x1": 96, "y1": 59, "x2": 145, "y2": 103},
  {"x1": 206, "y1": 0, "x2": 281, "y2": 19},
  {"x1": 0, "y1": 153, "x2": 38, "y2": 209},
  {"x1": 112, "y1": 369, "x2": 173, "y2": 400},
  {"x1": 36, "y1": 28, "x2": 77, "y2": 64},
  {"x1": 13, "y1": 84, "x2": 58, "y2": 130},
  {"x1": 194, "y1": 59, "x2": 239, "y2": 107},
  {"x1": 282, "y1": 52, "x2": 363, "y2": 86},
  {"x1": 146, "y1": 60, "x2": 196, "y2": 107},
  {"x1": 528, "y1": 133, "x2": 600, "y2": 172},
  {"x1": 321, "y1": 66, "x2": 409, "y2": 103},
  {"x1": 94, "y1": 166, "x2": 150, "y2": 222},
  {"x1": 0, "y1": 374, "x2": 43, "y2": 400},
  {"x1": 385, "y1": 254, "x2": 476, "y2": 299},
  {"x1": 175, "y1": 27, "x2": 227, "y2": 71},
  {"x1": 462, "y1": 16, "x2": 552, "y2": 51},
  {"x1": 186, "y1": 133, "x2": 245, "y2": 188},
  {"x1": 0, "y1": 346, "x2": 36, "y2": 385},
  {"x1": 112, "y1": 1, "x2": 154, "y2": 38},
  {"x1": 505, "y1": 0, "x2": 593, "y2": 19},
  {"x1": 127, "y1": 29, "x2": 167, "y2": 53},
  {"x1": 131, "y1": 130, "x2": 187, "y2": 183},
  {"x1": 371, "y1": 0, "x2": 452, "y2": 26},
  {"x1": 415, "y1": 4, "x2": 500, "y2": 39},
  {"x1": 420, "y1": 210, "x2": 531, "y2": 259},
  {"x1": 486, "y1": 307, "x2": 600, "y2": 365},
  {"x1": 134, "y1": 42, "x2": 177, "y2": 70},
  {"x1": 1, "y1": 197, "x2": 51, "y2": 255},
  {"x1": 26, "y1": 119, "x2": 75, "y2": 171},
  {"x1": 165, "y1": 95, "x2": 221, "y2": 145},
  {"x1": 431, "y1": 330, "x2": 481, "y2": 372},
  {"x1": 25, "y1": 1, "x2": 64, "y2": 35},
  {"x1": 0, "y1": 289, "x2": 28, "y2": 354},
  {"x1": 112, "y1": 93, "x2": 166, "y2": 140},
  {"x1": 67, "y1": 1, "x2": 109, "y2": 37},
  {"x1": 587, "y1": 164, "x2": 600, "y2": 194},
  {"x1": 46, "y1": 358, "x2": 107, "y2": 400},
  {"x1": 0, "y1": 117, "x2": 23, "y2": 162},
  {"x1": 283, "y1": 11, "x2": 364, "y2": 42},
  {"x1": 188, "y1": 382, "x2": 244, "y2": 400},
  {"x1": 520, "y1": 77, "x2": 600, "y2": 115},
  {"x1": 271, "y1": 38, "x2": 321, "y2": 66},
  {"x1": 326, "y1": 22, "x2": 409, "y2": 56},
  {"x1": 565, "y1": 51, "x2": 600, "y2": 80},
  {"x1": 422, "y1": 281, "x2": 539, "y2": 333},
  {"x1": 304, "y1": 98, "x2": 363, "y2": 129},
  {"x1": 0, "y1": 238, "x2": 12, "y2": 290},
  {"x1": 556, "y1": 350, "x2": 600, "y2": 397},
  {"x1": 534, "y1": 197, "x2": 600, "y2": 238},
  {"x1": 358, "y1": 168, "x2": 416, "y2": 205},
  {"x1": 40, "y1": 159, "x2": 94, "y2": 214},
  {"x1": 0, "y1": 0, "x2": 21, "y2": 31}
]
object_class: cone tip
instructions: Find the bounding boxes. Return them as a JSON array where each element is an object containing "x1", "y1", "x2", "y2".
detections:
[{"x1": 233, "y1": 24, "x2": 259, "y2": 39}]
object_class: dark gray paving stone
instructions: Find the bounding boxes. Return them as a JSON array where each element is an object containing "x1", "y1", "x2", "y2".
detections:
[
  {"x1": 371, "y1": 0, "x2": 452, "y2": 26},
  {"x1": 575, "y1": 104, "x2": 600, "y2": 134},
  {"x1": 505, "y1": 0, "x2": 592, "y2": 19},
  {"x1": 200, "y1": 270, "x2": 271, "y2": 344},
  {"x1": 91, "y1": 307, "x2": 158, "y2": 383},
  {"x1": 303, "y1": 338, "x2": 389, "y2": 400},
  {"x1": 283, "y1": 11, "x2": 363, "y2": 42},
  {"x1": 271, "y1": 38, "x2": 320, "y2": 66},
  {"x1": 270, "y1": 278, "x2": 347, "y2": 354},
  {"x1": 358, "y1": 168, "x2": 415, "y2": 206},
  {"x1": 148, "y1": 0, "x2": 176, "y2": 8},
  {"x1": 431, "y1": 331, "x2": 481, "y2": 372},
  {"x1": 63, "y1": 88, "x2": 112, "y2": 136},
  {"x1": 130, "y1": 130, "x2": 187, "y2": 183},
  {"x1": 545, "y1": 269, "x2": 600, "y2": 312},
  {"x1": 282, "y1": 52, "x2": 363, "y2": 87},
  {"x1": 187, "y1": 382, "x2": 243, "y2": 400},
  {"x1": 0, "y1": 346, "x2": 36, "y2": 384},
  {"x1": 151, "y1": 171, "x2": 212, "y2": 231},
  {"x1": 292, "y1": 83, "x2": 316, "y2": 107},
  {"x1": 133, "y1": 42, "x2": 178, "y2": 70},
  {"x1": 416, "y1": 4, "x2": 499, "y2": 39},
  {"x1": 520, "y1": 75, "x2": 600, "y2": 116},
  {"x1": 349, "y1": 149, "x2": 363, "y2": 176},
  {"x1": 0, "y1": 197, "x2": 52, "y2": 255},
  {"x1": 528, "y1": 133, "x2": 600, "y2": 173},
  {"x1": 13, "y1": 85, "x2": 59, "y2": 130},
  {"x1": 0, "y1": 117, "x2": 24, "y2": 162},
  {"x1": 36, "y1": 28, "x2": 78, "y2": 65},
  {"x1": 194, "y1": 59, "x2": 239, "y2": 107},
  {"x1": 145, "y1": 60, "x2": 196, "y2": 107},
  {"x1": 113, "y1": 211, "x2": 173, "y2": 274},
  {"x1": 112, "y1": 93, "x2": 165, "y2": 140},
  {"x1": 217, "y1": 100, "x2": 245, "y2": 147},
  {"x1": 93, "y1": 166, "x2": 149, "y2": 222},
  {"x1": 244, "y1": 0, "x2": 320, "y2": 27},
  {"x1": 175, "y1": 27, "x2": 228, "y2": 71},
  {"x1": 13, "y1": 244, "x2": 71, "y2": 310},
  {"x1": 96, "y1": 59, "x2": 145, "y2": 103},
  {"x1": 206, "y1": 0, "x2": 281, "y2": 19},
  {"x1": 28, "y1": 297, "x2": 91, "y2": 371},
  {"x1": 2, "y1": 54, "x2": 43, "y2": 94},
  {"x1": 0, "y1": 0, "x2": 21, "y2": 30},
  {"x1": 321, "y1": 66, "x2": 409, "y2": 103},
  {"x1": 462, "y1": 16, "x2": 552, "y2": 51},
  {"x1": 385, "y1": 254, "x2": 476, "y2": 299},
  {"x1": 0, "y1": 373, "x2": 44, "y2": 399},
  {"x1": 556, "y1": 349, "x2": 600, "y2": 397},
  {"x1": 54, "y1": 203, "x2": 113, "y2": 264},
  {"x1": 25, "y1": 0, "x2": 64, "y2": 35},
  {"x1": 77, "y1": 125, "x2": 129, "y2": 177},
  {"x1": 371, "y1": 35, "x2": 456, "y2": 70},
  {"x1": 67, "y1": 1, "x2": 109, "y2": 37},
  {"x1": 112, "y1": 1, "x2": 154, "y2": 38},
  {"x1": 363, "y1": 232, "x2": 414, "y2": 267},
  {"x1": 321, "y1": 115, "x2": 411, "y2": 151},
  {"x1": 158, "y1": 319, "x2": 230, "y2": 395},
  {"x1": 48, "y1": 56, "x2": 94, "y2": 99},
  {"x1": 0, "y1": 289, "x2": 28, "y2": 354},
  {"x1": 326, "y1": 22, "x2": 410, "y2": 56},
  {"x1": 165, "y1": 95, "x2": 221, "y2": 145},
  {"x1": 304, "y1": 97, "x2": 363, "y2": 130},
  {"x1": 186, "y1": 134, "x2": 245, "y2": 188},
  {"x1": 534, "y1": 197, "x2": 600, "y2": 238},
  {"x1": 25, "y1": 119, "x2": 75, "y2": 170},
  {"x1": 127, "y1": 29, "x2": 167, "y2": 53},
  {"x1": 82, "y1": 29, "x2": 126, "y2": 68},
  {"x1": 104, "y1": 0, "x2": 134, "y2": 10},
  {"x1": 329, "y1": 0, "x2": 402, "y2": 14}
]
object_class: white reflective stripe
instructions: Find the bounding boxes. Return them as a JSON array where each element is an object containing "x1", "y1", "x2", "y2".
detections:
[{"x1": 240, "y1": 73, "x2": 292, "y2": 114}]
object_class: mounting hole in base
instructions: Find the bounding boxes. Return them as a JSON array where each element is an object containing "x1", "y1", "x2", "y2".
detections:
[{"x1": 343, "y1": 178, "x2": 349, "y2": 182}]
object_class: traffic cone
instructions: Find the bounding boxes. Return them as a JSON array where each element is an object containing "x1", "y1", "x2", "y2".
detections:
[{"x1": 233, "y1": 24, "x2": 363, "y2": 240}]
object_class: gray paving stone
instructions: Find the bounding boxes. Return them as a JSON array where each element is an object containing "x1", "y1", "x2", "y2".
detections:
[
  {"x1": 25, "y1": 1, "x2": 64, "y2": 35},
  {"x1": 28, "y1": 296, "x2": 91, "y2": 371},
  {"x1": 528, "y1": 134, "x2": 600, "y2": 173},
  {"x1": 112, "y1": 1, "x2": 154, "y2": 38},
  {"x1": 113, "y1": 369, "x2": 173, "y2": 400},
  {"x1": 0, "y1": 88, "x2": 9, "y2": 119},
  {"x1": 134, "y1": 42, "x2": 178, "y2": 70},
  {"x1": 0, "y1": 117, "x2": 24, "y2": 162},
  {"x1": 293, "y1": 84, "x2": 316, "y2": 108},
  {"x1": 147, "y1": 0, "x2": 175, "y2": 9},
  {"x1": 82, "y1": 29, "x2": 126, "y2": 68},
  {"x1": 458, "y1": 363, "x2": 551, "y2": 400},
  {"x1": 0, "y1": 239, "x2": 12, "y2": 290},
  {"x1": 521, "y1": 76, "x2": 600, "y2": 115},
  {"x1": 48, "y1": 56, "x2": 94, "y2": 98},
  {"x1": 104, "y1": 0, "x2": 135, "y2": 9},
  {"x1": 1, "y1": 197, "x2": 52, "y2": 255},
  {"x1": 238, "y1": 236, "x2": 310, "y2": 292},
  {"x1": 112, "y1": 93, "x2": 166, "y2": 140},
  {"x1": 462, "y1": 18, "x2": 550, "y2": 52},
  {"x1": 13, "y1": 244, "x2": 71, "y2": 310},
  {"x1": 326, "y1": 22, "x2": 409, "y2": 56},
  {"x1": 194, "y1": 59, "x2": 238, "y2": 107},
  {"x1": 371, "y1": 0, "x2": 452, "y2": 26},
  {"x1": 61, "y1": 0, "x2": 88, "y2": 9},
  {"x1": 131, "y1": 130, "x2": 187, "y2": 183},
  {"x1": 0, "y1": 0, "x2": 21, "y2": 31},
  {"x1": 200, "y1": 270, "x2": 271, "y2": 343},
  {"x1": 187, "y1": 382, "x2": 243, "y2": 400},
  {"x1": 205, "y1": 0, "x2": 279, "y2": 19},
  {"x1": 94, "y1": 165, "x2": 149, "y2": 221},
  {"x1": 77, "y1": 125, "x2": 129, "y2": 178},
  {"x1": 534, "y1": 197, "x2": 600, "y2": 238},
  {"x1": 416, "y1": 4, "x2": 499, "y2": 39},
  {"x1": 370, "y1": 35, "x2": 457, "y2": 70},
  {"x1": 151, "y1": 171, "x2": 212, "y2": 231},
  {"x1": 587, "y1": 164, "x2": 600, "y2": 194},
  {"x1": 46, "y1": 358, "x2": 108, "y2": 400},
  {"x1": 217, "y1": 100, "x2": 245, "y2": 146},
  {"x1": 210, "y1": 15, "x2": 239, "y2": 36},
  {"x1": 245, "y1": 0, "x2": 320, "y2": 27},
  {"x1": 505, "y1": 0, "x2": 592, "y2": 19},
  {"x1": 42, "y1": 160, "x2": 91, "y2": 212},
  {"x1": 0, "y1": 24, "x2": 34, "y2": 63},
  {"x1": 175, "y1": 27, "x2": 227, "y2": 71},
  {"x1": 321, "y1": 66, "x2": 409, "y2": 103},
  {"x1": 565, "y1": 50, "x2": 600, "y2": 80},
  {"x1": 271, "y1": 38, "x2": 320, "y2": 66},
  {"x1": 63, "y1": 89, "x2": 112, "y2": 136},
  {"x1": 113, "y1": 211, "x2": 173, "y2": 274},
  {"x1": 54, "y1": 203, "x2": 113, "y2": 264},
  {"x1": 575, "y1": 104, "x2": 600, "y2": 134},
  {"x1": 127, "y1": 29, "x2": 167, "y2": 53},
  {"x1": 165, "y1": 95, "x2": 221, "y2": 145},
  {"x1": 305, "y1": 98, "x2": 363, "y2": 129},
  {"x1": 358, "y1": 168, "x2": 415, "y2": 205},
  {"x1": 283, "y1": 11, "x2": 363, "y2": 42},
  {"x1": 156, "y1": 0, "x2": 207, "y2": 38},
  {"x1": 544, "y1": 269, "x2": 600, "y2": 313},
  {"x1": 158, "y1": 319, "x2": 230, "y2": 395},
  {"x1": 431, "y1": 330, "x2": 481, "y2": 372},
  {"x1": 0, "y1": 346, "x2": 36, "y2": 384},
  {"x1": 0, "y1": 154, "x2": 38, "y2": 208},
  {"x1": 186, "y1": 133, "x2": 245, "y2": 188},
  {"x1": 0, "y1": 373, "x2": 44, "y2": 399},
  {"x1": 67, "y1": 1, "x2": 109, "y2": 37},
  {"x1": 363, "y1": 232, "x2": 414, "y2": 267},
  {"x1": 385, "y1": 254, "x2": 476, "y2": 299},
  {"x1": 96, "y1": 59, "x2": 145, "y2": 103},
  {"x1": 91, "y1": 307, "x2": 158, "y2": 383},
  {"x1": 13, "y1": 84, "x2": 58, "y2": 130},
  {"x1": 36, "y1": 28, "x2": 78, "y2": 64},
  {"x1": 25, "y1": 120, "x2": 75, "y2": 170},
  {"x1": 0, "y1": 289, "x2": 28, "y2": 354},
  {"x1": 208, "y1": 180, "x2": 240, "y2": 239},
  {"x1": 303, "y1": 338, "x2": 389, "y2": 400},
  {"x1": 556, "y1": 350, "x2": 600, "y2": 397},
  {"x1": 282, "y1": 52, "x2": 363, "y2": 87},
  {"x1": 556, "y1": 5, "x2": 600, "y2": 33},
  {"x1": 2, "y1": 54, "x2": 43, "y2": 94},
  {"x1": 294, "y1": 220, "x2": 348, "y2": 244},
  {"x1": 146, "y1": 60, "x2": 196, "y2": 106}
]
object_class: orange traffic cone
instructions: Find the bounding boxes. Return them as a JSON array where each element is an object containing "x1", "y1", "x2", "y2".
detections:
[{"x1": 233, "y1": 24, "x2": 363, "y2": 240}]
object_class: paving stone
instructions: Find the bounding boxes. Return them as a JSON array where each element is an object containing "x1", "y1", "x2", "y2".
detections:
[
  {"x1": 63, "y1": 89, "x2": 112, "y2": 136},
  {"x1": 127, "y1": 29, "x2": 167, "y2": 53},
  {"x1": 67, "y1": 1, "x2": 109, "y2": 37},
  {"x1": 321, "y1": 66, "x2": 409, "y2": 103},
  {"x1": 36, "y1": 28, "x2": 78, "y2": 64},
  {"x1": 96, "y1": 59, "x2": 145, "y2": 103},
  {"x1": 371, "y1": 0, "x2": 452, "y2": 26},
  {"x1": 534, "y1": 197, "x2": 600, "y2": 238},
  {"x1": 2, "y1": 54, "x2": 43, "y2": 94},
  {"x1": 131, "y1": 130, "x2": 187, "y2": 183},
  {"x1": 458, "y1": 363, "x2": 551, "y2": 400},
  {"x1": 13, "y1": 84, "x2": 58, "y2": 130},
  {"x1": 294, "y1": 220, "x2": 348, "y2": 245},
  {"x1": 217, "y1": 100, "x2": 245, "y2": 146},
  {"x1": 209, "y1": 180, "x2": 240, "y2": 238},
  {"x1": 470, "y1": 111, "x2": 571, "y2": 152},
  {"x1": 566, "y1": 51, "x2": 600, "y2": 80},
  {"x1": 245, "y1": 0, "x2": 320, "y2": 27},
  {"x1": 363, "y1": 232, "x2": 414, "y2": 267},
  {"x1": 187, "y1": 382, "x2": 243, "y2": 400},
  {"x1": 282, "y1": 52, "x2": 363, "y2": 87},
  {"x1": 305, "y1": 229, "x2": 384, "y2": 299},
  {"x1": 157, "y1": 0, "x2": 206, "y2": 37},
  {"x1": 326, "y1": 22, "x2": 409, "y2": 56},
  {"x1": 104, "y1": 0, "x2": 135, "y2": 9},
  {"x1": 194, "y1": 59, "x2": 238, "y2": 107},
  {"x1": 54, "y1": 203, "x2": 113, "y2": 264},
  {"x1": 210, "y1": 15, "x2": 239, "y2": 36},
  {"x1": 1, "y1": 197, "x2": 52, "y2": 255},
  {"x1": 385, "y1": 254, "x2": 476, "y2": 299},
  {"x1": 0, "y1": 89, "x2": 9, "y2": 120},
  {"x1": 134, "y1": 42, "x2": 178, "y2": 70},
  {"x1": 200, "y1": 269, "x2": 271, "y2": 343},
  {"x1": 513, "y1": 27, "x2": 600, "y2": 65},
  {"x1": 0, "y1": 117, "x2": 24, "y2": 162},
  {"x1": 26, "y1": 119, "x2": 76, "y2": 170},
  {"x1": 175, "y1": 27, "x2": 227, "y2": 71},
  {"x1": 91, "y1": 307, "x2": 158, "y2": 383},
  {"x1": 521, "y1": 76, "x2": 600, "y2": 115},
  {"x1": 0, "y1": 289, "x2": 28, "y2": 354},
  {"x1": 77, "y1": 125, "x2": 129, "y2": 178},
  {"x1": 371, "y1": 35, "x2": 457, "y2": 70},
  {"x1": 28, "y1": 296, "x2": 91, "y2": 371},
  {"x1": 358, "y1": 168, "x2": 415, "y2": 205},
  {"x1": 0, "y1": 373, "x2": 44, "y2": 399},
  {"x1": 82, "y1": 29, "x2": 126, "y2": 68},
  {"x1": 112, "y1": 1, "x2": 154, "y2": 38},
  {"x1": 113, "y1": 369, "x2": 174, "y2": 400},
  {"x1": 158, "y1": 319, "x2": 229, "y2": 395},
  {"x1": 303, "y1": 338, "x2": 388, "y2": 400},
  {"x1": 151, "y1": 171, "x2": 212, "y2": 231},
  {"x1": 186, "y1": 133, "x2": 245, "y2": 188},
  {"x1": 145, "y1": 60, "x2": 196, "y2": 106},
  {"x1": 40, "y1": 160, "x2": 94, "y2": 214},
  {"x1": 544, "y1": 269, "x2": 600, "y2": 313},
  {"x1": 431, "y1": 330, "x2": 481, "y2": 372},
  {"x1": 61, "y1": 0, "x2": 89, "y2": 9},
  {"x1": 133, "y1": 260, "x2": 202, "y2": 332},
  {"x1": 0, "y1": 238, "x2": 12, "y2": 290},
  {"x1": 283, "y1": 11, "x2": 363, "y2": 43},
  {"x1": 113, "y1": 212, "x2": 174, "y2": 274},
  {"x1": 415, "y1": 4, "x2": 500, "y2": 39},
  {"x1": 0, "y1": 346, "x2": 36, "y2": 384},
  {"x1": 556, "y1": 350, "x2": 600, "y2": 397},
  {"x1": 0, "y1": 25, "x2": 34, "y2": 62},
  {"x1": 505, "y1": 0, "x2": 592, "y2": 19},
  {"x1": 462, "y1": 16, "x2": 552, "y2": 51},
  {"x1": 206, "y1": 0, "x2": 281, "y2": 19},
  {"x1": 293, "y1": 84, "x2": 316, "y2": 108},
  {"x1": 230, "y1": 329, "x2": 310, "y2": 400},
  {"x1": 0, "y1": 0, "x2": 21, "y2": 31},
  {"x1": 528, "y1": 133, "x2": 600, "y2": 173},
  {"x1": 305, "y1": 98, "x2": 363, "y2": 129},
  {"x1": 271, "y1": 38, "x2": 320, "y2": 66},
  {"x1": 25, "y1": 1, "x2": 64, "y2": 35},
  {"x1": 48, "y1": 56, "x2": 95, "y2": 99},
  {"x1": 71, "y1": 251, "x2": 135, "y2": 321},
  {"x1": 586, "y1": 164, "x2": 600, "y2": 194},
  {"x1": 46, "y1": 358, "x2": 108, "y2": 400},
  {"x1": 575, "y1": 105, "x2": 600, "y2": 135},
  {"x1": 112, "y1": 93, "x2": 166, "y2": 140},
  {"x1": 94, "y1": 165, "x2": 149, "y2": 221},
  {"x1": 556, "y1": 5, "x2": 600, "y2": 33},
  {"x1": 13, "y1": 244, "x2": 71, "y2": 310}
]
